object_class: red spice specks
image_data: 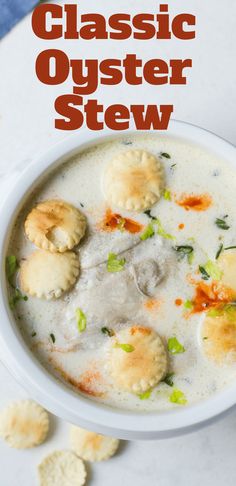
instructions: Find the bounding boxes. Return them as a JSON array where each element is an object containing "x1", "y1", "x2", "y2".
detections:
[{"x1": 191, "y1": 281, "x2": 233, "y2": 314}]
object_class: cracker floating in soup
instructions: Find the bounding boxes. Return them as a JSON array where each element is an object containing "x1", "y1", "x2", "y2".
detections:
[
  {"x1": 107, "y1": 326, "x2": 168, "y2": 394},
  {"x1": 217, "y1": 250, "x2": 236, "y2": 298},
  {"x1": 25, "y1": 199, "x2": 86, "y2": 253},
  {"x1": 202, "y1": 305, "x2": 236, "y2": 363},
  {"x1": 20, "y1": 250, "x2": 80, "y2": 299},
  {"x1": 103, "y1": 149, "x2": 164, "y2": 211}
]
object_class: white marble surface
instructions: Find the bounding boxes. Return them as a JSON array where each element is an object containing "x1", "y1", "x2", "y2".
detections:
[{"x1": 0, "y1": 0, "x2": 236, "y2": 484}]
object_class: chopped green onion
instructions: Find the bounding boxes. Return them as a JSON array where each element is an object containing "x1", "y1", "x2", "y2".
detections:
[
  {"x1": 207, "y1": 304, "x2": 236, "y2": 320},
  {"x1": 115, "y1": 343, "x2": 135, "y2": 353},
  {"x1": 187, "y1": 252, "x2": 194, "y2": 265},
  {"x1": 184, "y1": 300, "x2": 193, "y2": 310},
  {"x1": 154, "y1": 218, "x2": 174, "y2": 240},
  {"x1": 161, "y1": 152, "x2": 171, "y2": 159},
  {"x1": 215, "y1": 217, "x2": 230, "y2": 230},
  {"x1": 199, "y1": 265, "x2": 210, "y2": 280},
  {"x1": 50, "y1": 333, "x2": 56, "y2": 343},
  {"x1": 6, "y1": 255, "x2": 18, "y2": 285},
  {"x1": 138, "y1": 389, "x2": 152, "y2": 400},
  {"x1": 31, "y1": 331, "x2": 37, "y2": 337},
  {"x1": 143, "y1": 209, "x2": 156, "y2": 220},
  {"x1": 163, "y1": 189, "x2": 171, "y2": 201},
  {"x1": 162, "y1": 373, "x2": 174, "y2": 387},
  {"x1": 174, "y1": 245, "x2": 194, "y2": 262},
  {"x1": 101, "y1": 327, "x2": 115, "y2": 337},
  {"x1": 224, "y1": 246, "x2": 236, "y2": 251},
  {"x1": 107, "y1": 253, "x2": 126, "y2": 272},
  {"x1": 169, "y1": 389, "x2": 187, "y2": 405},
  {"x1": 76, "y1": 308, "x2": 87, "y2": 332},
  {"x1": 202, "y1": 260, "x2": 222, "y2": 281},
  {"x1": 167, "y1": 337, "x2": 185, "y2": 354},
  {"x1": 216, "y1": 243, "x2": 224, "y2": 259},
  {"x1": 140, "y1": 223, "x2": 155, "y2": 241},
  {"x1": 207, "y1": 307, "x2": 222, "y2": 317},
  {"x1": 9, "y1": 289, "x2": 28, "y2": 310}
]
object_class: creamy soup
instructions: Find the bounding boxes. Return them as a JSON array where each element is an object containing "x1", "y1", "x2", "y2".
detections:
[{"x1": 7, "y1": 134, "x2": 236, "y2": 412}]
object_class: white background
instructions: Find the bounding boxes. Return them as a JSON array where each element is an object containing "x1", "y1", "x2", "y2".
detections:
[{"x1": 0, "y1": 1, "x2": 236, "y2": 484}]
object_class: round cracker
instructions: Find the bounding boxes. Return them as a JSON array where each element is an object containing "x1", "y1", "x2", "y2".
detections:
[
  {"x1": 0, "y1": 400, "x2": 49, "y2": 448},
  {"x1": 107, "y1": 325, "x2": 168, "y2": 393},
  {"x1": 218, "y1": 250, "x2": 236, "y2": 297},
  {"x1": 202, "y1": 307, "x2": 236, "y2": 363},
  {"x1": 38, "y1": 450, "x2": 86, "y2": 486},
  {"x1": 103, "y1": 150, "x2": 164, "y2": 211},
  {"x1": 25, "y1": 200, "x2": 86, "y2": 253},
  {"x1": 19, "y1": 250, "x2": 79, "y2": 300},
  {"x1": 70, "y1": 425, "x2": 119, "y2": 462}
]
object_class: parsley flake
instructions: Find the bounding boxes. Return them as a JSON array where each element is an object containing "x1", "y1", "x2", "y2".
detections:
[
  {"x1": 76, "y1": 308, "x2": 87, "y2": 332},
  {"x1": 168, "y1": 337, "x2": 185, "y2": 354},
  {"x1": 107, "y1": 253, "x2": 126, "y2": 272},
  {"x1": 169, "y1": 389, "x2": 187, "y2": 405}
]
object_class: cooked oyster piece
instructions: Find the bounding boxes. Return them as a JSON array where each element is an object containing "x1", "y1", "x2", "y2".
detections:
[
  {"x1": 59, "y1": 234, "x2": 173, "y2": 349},
  {"x1": 79, "y1": 230, "x2": 140, "y2": 269},
  {"x1": 131, "y1": 258, "x2": 165, "y2": 297}
]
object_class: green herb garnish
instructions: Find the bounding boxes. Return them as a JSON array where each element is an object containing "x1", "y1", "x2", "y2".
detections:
[
  {"x1": 9, "y1": 289, "x2": 28, "y2": 310},
  {"x1": 144, "y1": 210, "x2": 156, "y2": 220},
  {"x1": 154, "y1": 218, "x2": 174, "y2": 240},
  {"x1": 224, "y1": 246, "x2": 236, "y2": 251},
  {"x1": 139, "y1": 389, "x2": 152, "y2": 400},
  {"x1": 201, "y1": 260, "x2": 222, "y2": 281},
  {"x1": 31, "y1": 331, "x2": 37, "y2": 337},
  {"x1": 101, "y1": 327, "x2": 115, "y2": 337},
  {"x1": 140, "y1": 223, "x2": 155, "y2": 241},
  {"x1": 169, "y1": 389, "x2": 187, "y2": 405},
  {"x1": 50, "y1": 333, "x2": 56, "y2": 343},
  {"x1": 174, "y1": 245, "x2": 194, "y2": 263},
  {"x1": 163, "y1": 189, "x2": 171, "y2": 201},
  {"x1": 107, "y1": 253, "x2": 126, "y2": 272},
  {"x1": 216, "y1": 243, "x2": 224, "y2": 259},
  {"x1": 162, "y1": 373, "x2": 174, "y2": 387},
  {"x1": 167, "y1": 337, "x2": 185, "y2": 354},
  {"x1": 115, "y1": 343, "x2": 135, "y2": 353},
  {"x1": 207, "y1": 304, "x2": 236, "y2": 320},
  {"x1": 199, "y1": 265, "x2": 210, "y2": 280},
  {"x1": 161, "y1": 152, "x2": 171, "y2": 159},
  {"x1": 215, "y1": 217, "x2": 230, "y2": 230},
  {"x1": 6, "y1": 255, "x2": 18, "y2": 286},
  {"x1": 184, "y1": 300, "x2": 193, "y2": 310},
  {"x1": 76, "y1": 308, "x2": 87, "y2": 332}
]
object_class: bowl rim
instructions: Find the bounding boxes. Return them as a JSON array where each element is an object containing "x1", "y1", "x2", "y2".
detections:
[{"x1": 1, "y1": 119, "x2": 236, "y2": 440}]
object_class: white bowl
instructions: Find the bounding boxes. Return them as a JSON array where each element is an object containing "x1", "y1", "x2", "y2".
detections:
[{"x1": 0, "y1": 120, "x2": 236, "y2": 440}]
